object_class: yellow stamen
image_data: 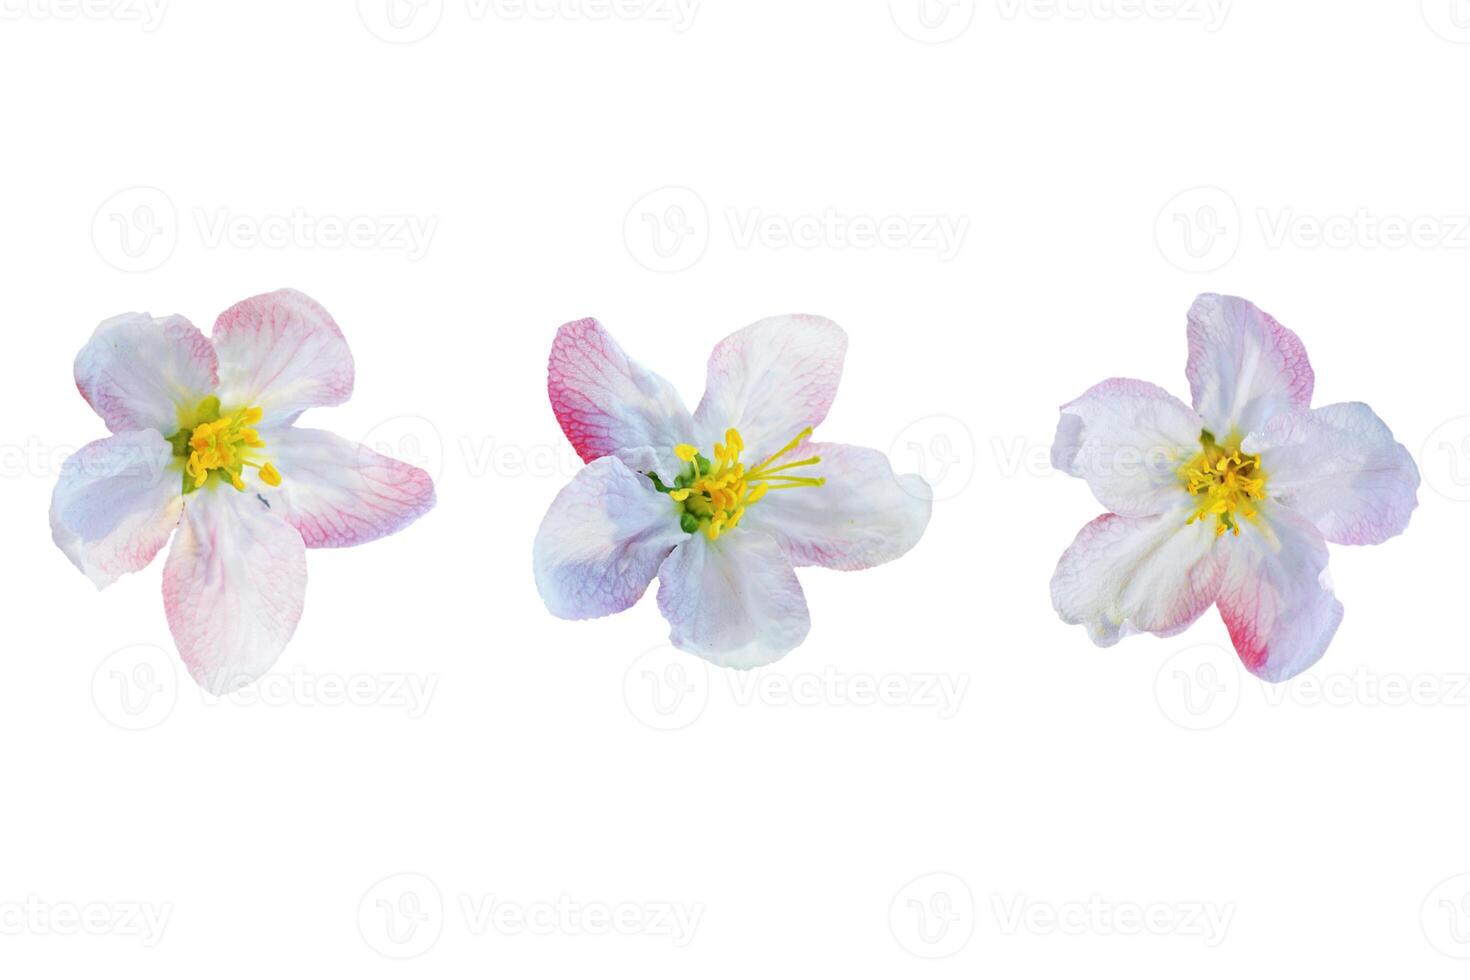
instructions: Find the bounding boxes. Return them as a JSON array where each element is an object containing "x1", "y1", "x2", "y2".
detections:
[
  {"x1": 170, "y1": 398, "x2": 283, "y2": 494},
  {"x1": 663, "y1": 426, "x2": 824, "y2": 540},
  {"x1": 1179, "y1": 430, "x2": 1267, "y2": 537}
]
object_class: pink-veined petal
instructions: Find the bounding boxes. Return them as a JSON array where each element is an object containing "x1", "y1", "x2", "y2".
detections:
[
  {"x1": 1216, "y1": 503, "x2": 1344, "y2": 682},
  {"x1": 1051, "y1": 378, "x2": 1204, "y2": 518},
  {"x1": 655, "y1": 529, "x2": 810, "y2": 669},
  {"x1": 1186, "y1": 294, "x2": 1314, "y2": 436},
  {"x1": 212, "y1": 289, "x2": 354, "y2": 427},
  {"x1": 74, "y1": 312, "x2": 218, "y2": 434},
  {"x1": 260, "y1": 427, "x2": 435, "y2": 548},
  {"x1": 745, "y1": 441, "x2": 931, "y2": 570},
  {"x1": 534, "y1": 456, "x2": 688, "y2": 620},
  {"x1": 547, "y1": 318, "x2": 694, "y2": 466},
  {"x1": 162, "y1": 488, "x2": 307, "y2": 694},
  {"x1": 692, "y1": 314, "x2": 847, "y2": 462},
  {"x1": 1244, "y1": 402, "x2": 1419, "y2": 546},
  {"x1": 1051, "y1": 508, "x2": 1223, "y2": 647},
  {"x1": 50, "y1": 430, "x2": 182, "y2": 589}
]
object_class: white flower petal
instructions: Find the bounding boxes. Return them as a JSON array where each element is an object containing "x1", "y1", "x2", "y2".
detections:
[
  {"x1": 616, "y1": 446, "x2": 691, "y2": 489},
  {"x1": 1051, "y1": 508, "x2": 1223, "y2": 647},
  {"x1": 73, "y1": 312, "x2": 218, "y2": 434},
  {"x1": 692, "y1": 314, "x2": 847, "y2": 461},
  {"x1": 547, "y1": 318, "x2": 694, "y2": 465},
  {"x1": 534, "y1": 457, "x2": 688, "y2": 620},
  {"x1": 261, "y1": 427, "x2": 435, "y2": 548},
  {"x1": 50, "y1": 431, "x2": 182, "y2": 588},
  {"x1": 162, "y1": 488, "x2": 307, "y2": 694},
  {"x1": 1216, "y1": 504, "x2": 1344, "y2": 682},
  {"x1": 656, "y1": 529, "x2": 810, "y2": 668},
  {"x1": 212, "y1": 289, "x2": 354, "y2": 427},
  {"x1": 1051, "y1": 378, "x2": 1204, "y2": 517},
  {"x1": 1244, "y1": 402, "x2": 1419, "y2": 546},
  {"x1": 746, "y1": 441, "x2": 931, "y2": 570},
  {"x1": 1186, "y1": 293, "x2": 1314, "y2": 435}
]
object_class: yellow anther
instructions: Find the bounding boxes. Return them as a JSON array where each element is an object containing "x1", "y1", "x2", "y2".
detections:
[
  {"x1": 664, "y1": 426, "x2": 823, "y2": 540},
  {"x1": 173, "y1": 400, "x2": 282, "y2": 494},
  {"x1": 1180, "y1": 431, "x2": 1267, "y2": 537}
]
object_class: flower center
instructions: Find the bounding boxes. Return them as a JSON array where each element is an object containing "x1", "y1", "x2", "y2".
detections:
[
  {"x1": 1179, "y1": 430, "x2": 1266, "y2": 537},
  {"x1": 167, "y1": 396, "x2": 282, "y2": 494},
  {"x1": 655, "y1": 427, "x2": 824, "y2": 540}
]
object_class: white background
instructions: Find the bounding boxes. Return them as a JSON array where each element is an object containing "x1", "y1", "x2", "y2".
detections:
[{"x1": 2, "y1": 0, "x2": 1469, "y2": 975}]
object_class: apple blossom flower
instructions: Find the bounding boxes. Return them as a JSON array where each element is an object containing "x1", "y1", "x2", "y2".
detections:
[
  {"x1": 1050, "y1": 294, "x2": 1419, "y2": 681},
  {"x1": 534, "y1": 315, "x2": 932, "y2": 667},
  {"x1": 51, "y1": 289, "x2": 435, "y2": 693}
]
